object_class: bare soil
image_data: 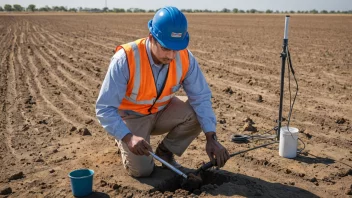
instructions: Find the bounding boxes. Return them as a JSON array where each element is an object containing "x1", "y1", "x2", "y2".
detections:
[{"x1": 0, "y1": 13, "x2": 351, "y2": 198}]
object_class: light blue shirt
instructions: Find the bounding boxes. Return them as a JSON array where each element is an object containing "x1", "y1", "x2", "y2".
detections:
[{"x1": 96, "y1": 38, "x2": 217, "y2": 140}]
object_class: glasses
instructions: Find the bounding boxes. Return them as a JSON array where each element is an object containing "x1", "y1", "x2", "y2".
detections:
[{"x1": 154, "y1": 38, "x2": 174, "y2": 52}]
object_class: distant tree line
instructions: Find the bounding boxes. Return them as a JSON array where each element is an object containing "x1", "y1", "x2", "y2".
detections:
[{"x1": 0, "y1": 4, "x2": 351, "y2": 14}]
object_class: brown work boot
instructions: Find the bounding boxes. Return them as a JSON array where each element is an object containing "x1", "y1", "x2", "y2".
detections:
[{"x1": 155, "y1": 142, "x2": 182, "y2": 169}]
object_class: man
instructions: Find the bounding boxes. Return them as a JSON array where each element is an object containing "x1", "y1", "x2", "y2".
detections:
[{"x1": 96, "y1": 6, "x2": 229, "y2": 177}]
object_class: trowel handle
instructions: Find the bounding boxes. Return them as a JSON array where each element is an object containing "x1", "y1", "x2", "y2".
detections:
[
  {"x1": 149, "y1": 151, "x2": 188, "y2": 179},
  {"x1": 200, "y1": 161, "x2": 215, "y2": 171}
]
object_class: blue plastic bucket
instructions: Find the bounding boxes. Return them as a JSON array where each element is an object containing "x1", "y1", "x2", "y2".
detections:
[{"x1": 68, "y1": 169, "x2": 94, "y2": 197}]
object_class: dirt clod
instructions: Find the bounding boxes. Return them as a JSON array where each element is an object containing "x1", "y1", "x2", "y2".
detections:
[
  {"x1": 111, "y1": 183, "x2": 120, "y2": 190},
  {"x1": 337, "y1": 168, "x2": 352, "y2": 177},
  {"x1": 78, "y1": 128, "x2": 91, "y2": 136},
  {"x1": 38, "y1": 120, "x2": 48, "y2": 124},
  {"x1": 25, "y1": 96, "x2": 36, "y2": 105},
  {"x1": 219, "y1": 118, "x2": 226, "y2": 124},
  {"x1": 223, "y1": 87, "x2": 234, "y2": 95},
  {"x1": 85, "y1": 119, "x2": 93, "y2": 124},
  {"x1": 100, "y1": 180, "x2": 107, "y2": 187},
  {"x1": 304, "y1": 132, "x2": 313, "y2": 139},
  {"x1": 126, "y1": 192, "x2": 133, "y2": 198},
  {"x1": 335, "y1": 118, "x2": 347, "y2": 124},
  {"x1": 9, "y1": 172, "x2": 24, "y2": 181},
  {"x1": 181, "y1": 173, "x2": 203, "y2": 192},
  {"x1": 34, "y1": 158, "x2": 44, "y2": 162},
  {"x1": 346, "y1": 185, "x2": 352, "y2": 195},
  {"x1": 243, "y1": 122, "x2": 258, "y2": 132},
  {"x1": 0, "y1": 187, "x2": 12, "y2": 195},
  {"x1": 22, "y1": 124, "x2": 30, "y2": 131},
  {"x1": 53, "y1": 91, "x2": 61, "y2": 95},
  {"x1": 310, "y1": 177, "x2": 317, "y2": 182},
  {"x1": 285, "y1": 169, "x2": 292, "y2": 174},
  {"x1": 243, "y1": 117, "x2": 255, "y2": 124}
]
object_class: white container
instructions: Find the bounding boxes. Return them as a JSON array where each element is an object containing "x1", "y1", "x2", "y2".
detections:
[{"x1": 279, "y1": 126, "x2": 299, "y2": 158}]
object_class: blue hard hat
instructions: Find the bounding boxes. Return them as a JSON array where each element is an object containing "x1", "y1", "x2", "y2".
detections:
[{"x1": 148, "y1": 6, "x2": 189, "y2": 51}]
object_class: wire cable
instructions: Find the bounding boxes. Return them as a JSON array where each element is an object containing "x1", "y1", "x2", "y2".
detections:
[
  {"x1": 286, "y1": 47, "x2": 299, "y2": 127},
  {"x1": 285, "y1": 46, "x2": 304, "y2": 153}
]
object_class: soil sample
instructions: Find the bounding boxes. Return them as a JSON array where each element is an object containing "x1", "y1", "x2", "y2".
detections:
[{"x1": 181, "y1": 173, "x2": 203, "y2": 191}]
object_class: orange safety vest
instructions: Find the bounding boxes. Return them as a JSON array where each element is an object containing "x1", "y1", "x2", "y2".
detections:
[{"x1": 115, "y1": 38, "x2": 190, "y2": 115}]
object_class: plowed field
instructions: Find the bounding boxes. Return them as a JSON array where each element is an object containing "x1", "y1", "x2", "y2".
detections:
[{"x1": 0, "y1": 14, "x2": 351, "y2": 197}]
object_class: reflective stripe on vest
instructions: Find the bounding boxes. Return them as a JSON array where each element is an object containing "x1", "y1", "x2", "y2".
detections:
[{"x1": 128, "y1": 42, "x2": 141, "y2": 101}]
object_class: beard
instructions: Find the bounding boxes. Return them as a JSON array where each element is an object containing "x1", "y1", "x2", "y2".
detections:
[{"x1": 160, "y1": 58, "x2": 172, "y2": 64}]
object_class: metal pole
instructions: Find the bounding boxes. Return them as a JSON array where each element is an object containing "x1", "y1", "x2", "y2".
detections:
[
  {"x1": 277, "y1": 15, "x2": 290, "y2": 140},
  {"x1": 149, "y1": 151, "x2": 188, "y2": 179}
]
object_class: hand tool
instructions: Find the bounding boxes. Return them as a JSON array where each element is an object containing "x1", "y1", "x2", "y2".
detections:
[
  {"x1": 231, "y1": 134, "x2": 276, "y2": 143},
  {"x1": 149, "y1": 151, "x2": 188, "y2": 179},
  {"x1": 194, "y1": 141, "x2": 278, "y2": 174}
]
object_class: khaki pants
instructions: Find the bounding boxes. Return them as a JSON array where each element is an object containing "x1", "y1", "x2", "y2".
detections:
[{"x1": 117, "y1": 96, "x2": 202, "y2": 177}]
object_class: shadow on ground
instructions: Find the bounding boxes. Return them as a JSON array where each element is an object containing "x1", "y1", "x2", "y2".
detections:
[
  {"x1": 297, "y1": 152, "x2": 352, "y2": 168},
  {"x1": 295, "y1": 152, "x2": 335, "y2": 165},
  {"x1": 136, "y1": 166, "x2": 319, "y2": 198}
]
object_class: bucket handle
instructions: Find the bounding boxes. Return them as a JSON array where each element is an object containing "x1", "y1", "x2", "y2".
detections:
[{"x1": 297, "y1": 138, "x2": 306, "y2": 154}]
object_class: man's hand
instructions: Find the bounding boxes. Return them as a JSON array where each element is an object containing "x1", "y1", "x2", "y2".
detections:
[
  {"x1": 205, "y1": 132, "x2": 230, "y2": 168},
  {"x1": 122, "y1": 134, "x2": 152, "y2": 156}
]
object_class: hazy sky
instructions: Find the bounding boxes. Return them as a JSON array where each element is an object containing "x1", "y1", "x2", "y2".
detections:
[{"x1": 1, "y1": 0, "x2": 351, "y2": 11}]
